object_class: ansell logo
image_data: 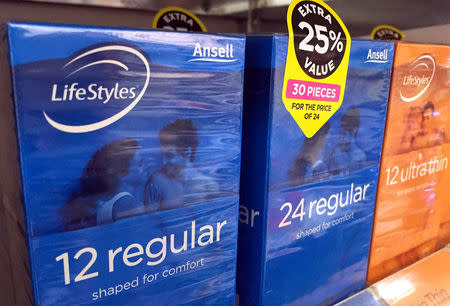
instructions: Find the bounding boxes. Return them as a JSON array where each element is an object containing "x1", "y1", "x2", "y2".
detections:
[
  {"x1": 44, "y1": 44, "x2": 150, "y2": 133},
  {"x1": 189, "y1": 42, "x2": 237, "y2": 63},
  {"x1": 400, "y1": 54, "x2": 435, "y2": 103},
  {"x1": 365, "y1": 49, "x2": 389, "y2": 64}
]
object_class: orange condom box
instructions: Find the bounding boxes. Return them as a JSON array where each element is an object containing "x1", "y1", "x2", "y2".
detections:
[{"x1": 368, "y1": 42, "x2": 450, "y2": 284}]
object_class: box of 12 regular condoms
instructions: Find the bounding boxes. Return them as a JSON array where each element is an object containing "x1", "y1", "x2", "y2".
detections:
[
  {"x1": 237, "y1": 35, "x2": 394, "y2": 305},
  {"x1": 2, "y1": 22, "x2": 245, "y2": 305}
]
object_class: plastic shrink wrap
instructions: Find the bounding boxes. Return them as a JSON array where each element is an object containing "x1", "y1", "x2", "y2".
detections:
[
  {"x1": 2, "y1": 22, "x2": 245, "y2": 305},
  {"x1": 340, "y1": 246, "x2": 450, "y2": 306},
  {"x1": 236, "y1": 35, "x2": 394, "y2": 306},
  {"x1": 368, "y1": 43, "x2": 450, "y2": 284}
]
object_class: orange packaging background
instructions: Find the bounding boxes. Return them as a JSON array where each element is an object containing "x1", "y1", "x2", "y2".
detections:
[
  {"x1": 373, "y1": 247, "x2": 450, "y2": 305},
  {"x1": 368, "y1": 42, "x2": 450, "y2": 284},
  {"x1": 438, "y1": 144, "x2": 450, "y2": 247}
]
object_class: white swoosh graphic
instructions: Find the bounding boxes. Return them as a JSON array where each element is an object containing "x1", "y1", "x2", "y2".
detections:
[
  {"x1": 65, "y1": 60, "x2": 129, "y2": 78},
  {"x1": 44, "y1": 45, "x2": 150, "y2": 133},
  {"x1": 364, "y1": 60, "x2": 388, "y2": 63},
  {"x1": 413, "y1": 62, "x2": 429, "y2": 70},
  {"x1": 400, "y1": 54, "x2": 435, "y2": 103},
  {"x1": 188, "y1": 58, "x2": 237, "y2": 63}
]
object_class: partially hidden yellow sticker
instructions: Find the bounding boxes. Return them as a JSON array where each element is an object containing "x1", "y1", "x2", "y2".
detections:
[
  {"x1": 282, "y1": 0, "x2": 351, "y2": 138},
  {"x1": 371, "y1": 25, "x2": 405, "y2": 40},
  {"x1": 153, "y1": 7, "x2": 207, "y2": 32}
]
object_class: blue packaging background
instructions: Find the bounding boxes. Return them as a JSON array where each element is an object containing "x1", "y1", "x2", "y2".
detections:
[
  {"x1": 237, "y1": 35, "x2": 393, "y2": 306},
  {"x1": 32, "y1": 198, "x2": 238, "y2": 306},
  {"x1": 8, "y1": 22, "x2": 244, "y2": 305},
  {"x1": 269, "y1": 37, "x2": 393, "y2": 190}
]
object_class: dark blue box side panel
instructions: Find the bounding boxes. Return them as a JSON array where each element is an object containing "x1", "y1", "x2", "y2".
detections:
[{"x1": 236, "y1": 36, "x2": 274, "y2": 306}]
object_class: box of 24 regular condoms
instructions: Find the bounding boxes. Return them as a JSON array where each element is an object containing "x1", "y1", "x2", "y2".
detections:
[{"x1": 237, "y1": 35, "x2": 394, "y2": 306}]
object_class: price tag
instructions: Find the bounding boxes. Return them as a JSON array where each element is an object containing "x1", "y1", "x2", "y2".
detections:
[
  {"x1": 153, "y1": 7, "x2": 207, "y2": 32},
  {"x1": 374, "y1": 248, "x2": 450, "y2": 305},
  {"x1": 282, "y1": 0, "x2": 351, "y2": 138}
]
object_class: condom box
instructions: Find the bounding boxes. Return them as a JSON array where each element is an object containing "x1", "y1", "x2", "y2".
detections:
[
  {"x1": 2, "y1": 22, "x2": 245, "y2": 305},
  {"x1": 368, "y1": 43, "x2": 450, "y2": 284},
  {"x1": 237, "y1": 35, "x2": 394, "y2": 305}
]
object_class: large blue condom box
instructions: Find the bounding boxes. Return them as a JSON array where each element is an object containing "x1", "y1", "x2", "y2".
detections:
[
  {"x1": 237, "y1": 35, "x2": 394, "y2": 305},
  {"x1": 2, "y1": 22, "x2": 245, "y2": 305}
]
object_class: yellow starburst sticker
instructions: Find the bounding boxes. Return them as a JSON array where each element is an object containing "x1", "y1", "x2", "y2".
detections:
[{"x1": 282, "y1": 0, "x2": 351, "y2": 138}]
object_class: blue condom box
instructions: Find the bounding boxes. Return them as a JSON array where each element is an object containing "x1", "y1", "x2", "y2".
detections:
[
  {"x1": 237, "y1": 35, "x2": 394, "y2": 306},
  {"x1": 4, "y1": 22, "x2": 245, "y2": 305}
]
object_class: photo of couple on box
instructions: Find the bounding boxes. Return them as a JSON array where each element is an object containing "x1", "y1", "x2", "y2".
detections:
[{"x1": 60, "y1": 118, "x2": 219, "y2": 231}]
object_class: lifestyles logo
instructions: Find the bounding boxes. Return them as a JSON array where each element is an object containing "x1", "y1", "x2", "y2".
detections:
[
  {"x1": 189, "y1": 42, "x2": 237, "y2": 63},
  {"x1": 400, "y1": 54, "x2": 435, "y2": 103},
  {"x1": 44, "y1": 44, "x2": 150, "y2": 133}
]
